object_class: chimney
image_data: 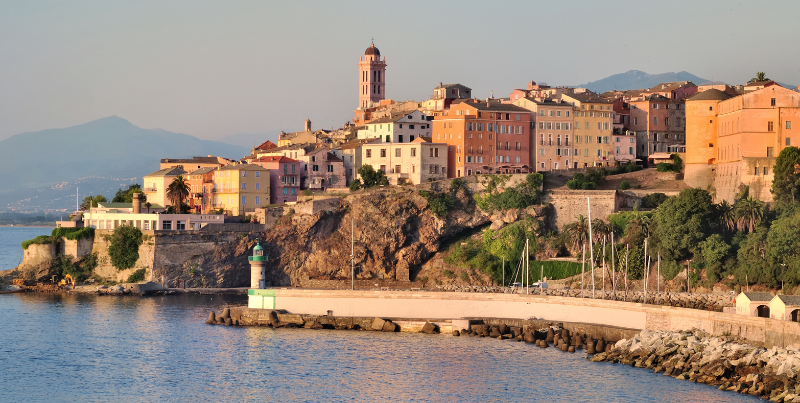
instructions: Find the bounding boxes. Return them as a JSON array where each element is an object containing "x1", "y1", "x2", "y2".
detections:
[{"x1": 132, "y1": 193, "x2": 142, "y2": 214}]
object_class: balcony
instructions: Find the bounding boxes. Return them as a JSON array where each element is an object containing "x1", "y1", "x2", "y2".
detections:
[{"x1": 143, "y1": 187, "x2": 157, "y2": 193}]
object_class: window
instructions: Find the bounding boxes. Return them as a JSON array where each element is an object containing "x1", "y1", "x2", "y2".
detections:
[
  {"x1": 395, "y1": 148, "x2": 401, "y2": 157},
  {"x1": 312, "y1": 165, "x2": 319, "y2": 172},
  {"x1": 764, "y1": 167, "x2": 769, "y2": 175},
  {"x1": 163, "y1": 221, "x2": 172, "y2": 230},
  {"x1": 787, "y1": 138, "x2": 792, "y2": 146},
  {"x1": 255, "y1": 183, "x2": 260, "y2": 190},
  {"x1": 787, "y1": 121, "x2": 793, "y2": 129},
  {"x1": 241, "y1": 183, "x2": 246, "y2": 189},
  {"x1": 366, "y1": 149, "x2": 372, "y2": 158},
  {"x1": 585, "y1": 122, "x2": 589, "y2": 129},
  {"x1": 653, "y1": 117, "x2": 658, "y2": 125},
  {"x1": 255, "y1": 171, "x2": 260, "y2": 178},
  {"x1": 411, "y1": 148, "x2": 416, "y2": 157},
  {"x1": 291, "y1": 188, "x2": 296, "y2": 195},
  {"x1": 633, "y1": 117, "x2": 638, "y2": 126},
  {"x1": 768, "y1": 121, "x2": 774, "y2": 131},
  {"x1": 380, "y1": 149, "x2": 387, "y2": 158},
  {"x1": 754, "y1": 167, "x2": 759, "y2": 175},
  {"x1": 516, "y1": 142, "x2": 520, "y2": 150},
  {"x1": 767, "y1": 147, "x2": 775, "y2": 158},
  {"x1": 242, "y1": 196, "x2": 246, "y2": 205},
  {"x1": 283, "y1": 188, "x2": 288, "y2": 195},
  {"x1": 327, "y1": 165, "x2": 333, "y2": 172},
  {"x1": 771, "y1": 98, "x2": 776, "y2": 107},
  {"x1": 255, "y1": 196, "x2": 260, "y2": 205},
  {"x1": 540, "y1": 148, "x2": 544, "y2": 156},
  {"x1": 409, "y1": 125, "x2": 415, "y2": 129}
]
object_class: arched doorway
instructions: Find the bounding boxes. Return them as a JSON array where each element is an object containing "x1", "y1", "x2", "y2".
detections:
[
  {"x1": 791, "y1": 309, "x2": 800, "y2": 322},
  {"x1": 756, "y1": 305, "x2": 770, "y2": 318}
]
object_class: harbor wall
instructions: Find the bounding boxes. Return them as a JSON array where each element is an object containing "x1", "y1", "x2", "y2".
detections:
[{"x1": 267, "y1": 289, "x2": 800, "y2": 347}]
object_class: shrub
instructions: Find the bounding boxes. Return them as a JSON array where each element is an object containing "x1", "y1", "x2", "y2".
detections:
[
  {"x1": 459, "y1": 272, "x2": 469, "y2": 281},
  {"x1": 450, "y1": 178, "x2": 466, "y2": 191},
  {"x1": 475, "y1": 173, "x2": 543, "y2": 212},
  {"x1": 108, "y1": 226, "x2": 143, "y2": 270},
  {"x1": 419, "y1": 190, "x2": 455, "y2": 218},
  {"x1": 641, "y1": 193, "x2": 668, "y2": 209},
  {"x1": 349, "y1": 179, "x2": 362, "y2": 191},
  {"x1": 443, "y1": 269, "x2": 455, "y2": 279},
  {"x1": 126, "y1": 268, "x2": 146, "y2": 283},
  {"x1": 581, "y1": 182, "x2": 596, "y2": 190},
  {"x1": 21, "y1": 235, "x2": 57, "y2": 250},
  {"x1": 619, "y1": 180, "x2": 631, "y2": 190}
]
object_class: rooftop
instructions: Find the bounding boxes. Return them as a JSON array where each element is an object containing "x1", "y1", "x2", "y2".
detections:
[
  {"x1": 742, "y1": 292, "x2": 773, "y2": 302},
  {"x1": 563, "y1": 92, "x2": 612, "y2": 104},
  {"x1": 254, "y1": 156, "x2": 299, "y2": 163},
  {"x1": 190, "y1": 167, "x2": 217, "y2": 175},
  {"x1": 687, "y1": 89, "x2": 733, "y2": 102},
  {"x1": 145, "y1": 167, "x2": 188, "y2": 177},
  {"x1": 777, "y1": 295, "x2": 800, "y2": 306},
  {"x1": 160, "y1": 156, "x2": 219, "y2": 165},
  {"x1": 463, "y1": 100, "x2": 530, "y2": 112}
]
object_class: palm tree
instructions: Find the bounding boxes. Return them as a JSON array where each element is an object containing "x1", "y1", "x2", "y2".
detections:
[
  {"x1": 717, "y1": 200, "x2": 736, "y2": 235},
  {"x1": 144, "y1": 202, "x2": 152, "y2": 214},
  {"x1": 166, "y1": 175, "x2": 190, "y2": 212},
  {"x1": 735, "y1": 197, "x2": 765, "y2": 233},
  {"x1": 750, "y1": 72, "x2": 770, "y2": 83},
  {"x1": 563, "y1": 215, "x2": 589, "y2": 252},
  {"x1": 591, "y1": 218, "x2": 612, "y2": 244}
]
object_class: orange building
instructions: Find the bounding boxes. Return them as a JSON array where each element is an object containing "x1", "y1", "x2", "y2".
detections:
[
  {"x1": 433, "y1": 100, "x2": 532, "y2": 177},
  {"x1": 684, "y1": 85, "x2": 800, "y2": 202}
]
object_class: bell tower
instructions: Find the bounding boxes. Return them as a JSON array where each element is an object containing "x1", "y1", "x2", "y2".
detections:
[{"x1": 357, "y1": 42, "x2": 387, "y2": 110}]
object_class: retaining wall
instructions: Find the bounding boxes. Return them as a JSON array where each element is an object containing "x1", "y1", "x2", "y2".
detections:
[{"x1": 268, "y1": 289, "x2": 800, "y2": 347}]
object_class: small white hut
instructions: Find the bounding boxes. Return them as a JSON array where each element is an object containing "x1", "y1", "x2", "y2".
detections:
[{"x1": 734, "y1": 292, "x2": 773, "y2": 318}]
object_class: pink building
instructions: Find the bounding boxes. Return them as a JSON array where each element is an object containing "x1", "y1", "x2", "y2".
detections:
[
  {"x1": 252, "y1": 156, "x2": 301, "y2": 204},
  {"x1": 303, "y1": 149, "x2": 346, "y2": 190},
  {"x1": 644, "y1": 81, "x2": 698, "y2": 100}
]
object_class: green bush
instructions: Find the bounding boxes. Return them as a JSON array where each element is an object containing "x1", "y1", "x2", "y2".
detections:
[
  {"x1": 641, "y1": 193, "x2": 668, "y2": 209},
  {"x1": 581, "y1": 182, "x2": 596, "y2": 190},
  {"x1": 443, "y1": 269, "x2": 455, "y2": 279},
  {"x1": 108, "y1": 226, "x2": 143, "y2": 270},
  {"x1": 52, "y1": 227, "x2": 95, "y2": 241},
  {"x1": 451, "y1": 178, "x2": 466, "y2": 191},
  {"x1": 349, "y1": 179, "x2": 362, "y2": 191},
  {"x1": 126, "y1": 268, "x2": 146, "y2": 283},
  {"x1": 21, "y1": 235, "x2": 57, "y2": 250},
  {"x1": 419, "y1": 190, "x2": 455, "y2": 218},
  {"x1": 620, "y1": 180, "x2": 631, "y2": 190},
  {"x1": 475, "y1": 173, "x2": 543, "y2": 212},
  {"x1": 459, "y1": 272, "x2": 469, "y2": 281}
]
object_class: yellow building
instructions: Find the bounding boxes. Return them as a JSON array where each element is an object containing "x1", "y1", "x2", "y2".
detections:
[
  {"x1": 562, "y1": 93, "x2": 615, "y2": 168},
  {"x1": 143, "y1": 167, "x2": 187, "y2": 208},
  {"x1": 361, "y1": 137, "x2": 448, "y2": 185},
  {"x1": 211, "y1": 164, "x2": 270, "y2": 216}
]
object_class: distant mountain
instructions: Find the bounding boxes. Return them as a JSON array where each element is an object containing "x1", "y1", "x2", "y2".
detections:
[
  {"x1": 0, "y1": 116, "x2": 247, "y2": 210},
  {"x1": 576, "y1": 70, "x2": 709, "y2": 93},
  {"x1": 215, "y1": 131, "x2": 280, "y2": 149}
]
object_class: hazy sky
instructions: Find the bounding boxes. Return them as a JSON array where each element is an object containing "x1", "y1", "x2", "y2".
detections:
[{"x1": 1, "y1": 0, "x2": 799, "y2": 141}]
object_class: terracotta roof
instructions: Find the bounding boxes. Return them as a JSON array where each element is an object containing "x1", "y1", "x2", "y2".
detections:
[
  {"x1": 745, "y1": 80, "x2": 776, "y2": 87},
  {"x1": 145, "y1": 167, "x2": 187, "y2": 177},
  {"x1": 254, "y1": 156, "x2": 299, "y2": 163},
  {"x1": 523, "y1": 97, "x2": 572, "y2": 107},
  {"x1": 687, "y1": 89, "x2": 733, "y2": 101},
  {"x1": 563, "y1": 92, "x2": 612, "y2": 104},
  {"x1": 742, "y1": 292, "x2": 773, "y2": 302},
  {"x1": 646, "y1": 81, "x2": 696, "y2": 92},
  {"x1": 336, "y1": 139, "x2": 378, "y2": 150},
  {"x1": 255, "y1": 140, "x2": 278, "y2": 150},
  {"x1": 463, "y1": 101, "x2": 530, "y2": 112}
]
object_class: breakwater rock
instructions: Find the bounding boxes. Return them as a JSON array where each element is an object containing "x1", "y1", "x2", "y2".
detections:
[
  {"x1": 434, "y1": 285, "x2": 733, "y2": 312},
  {"x1": 591, "y1": 329, "x2": 800, "y2": 401}
]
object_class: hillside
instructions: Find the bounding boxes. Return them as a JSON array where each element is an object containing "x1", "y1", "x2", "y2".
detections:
[
  {"x1": 0, "y1": 116, "x2": 247, "y2": 210},
  {"x1": 577, "y1": 70, "x2": 708, "y2": 93}
]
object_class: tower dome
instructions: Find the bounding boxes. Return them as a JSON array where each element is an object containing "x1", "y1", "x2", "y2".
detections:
[{"x1": 365, "y1": 43, "x2": 380, "y2": 56}]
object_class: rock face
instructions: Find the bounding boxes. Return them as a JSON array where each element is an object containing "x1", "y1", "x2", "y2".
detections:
[
  {"x1": 591, "y1": 329, "x2": 800, "y2": 401},
  {"x1": 256, "y1": 187, "x2": 489, "y2": 286}
]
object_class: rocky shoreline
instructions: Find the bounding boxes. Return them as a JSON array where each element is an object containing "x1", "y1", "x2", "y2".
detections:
[
  {"x1": 592, "y1": 329, "x2": 800, "y2": 401},
  {"x1": 434, "y1": 284, "x2": 733, "y2": 311}
]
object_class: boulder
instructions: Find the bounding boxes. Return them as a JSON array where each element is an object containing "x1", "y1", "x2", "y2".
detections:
[
  {"x1": 309, "y1": 322, "x2": 324, "y2": 330},
  {"x1": 221, "y1": 308, "x2": 230, "y2": 320},
  {"x1": 371, "y1": 317, "x2": 386, "y2": 331},
  {"x1": 268, "y1": 311, "x2": 280, "y2": 327},
  {"x1": 421, "y1": 322, "x2": 438, "y2": 334},
  {"x1": 452, "y1": 330, "x2": 460, "y2": 336},
  {"x1": 382, "y1": 321, "x2": 398, "y2": 332},
  {"x1": 225, "y1": 318, "x2": 233, "y2": 326}
]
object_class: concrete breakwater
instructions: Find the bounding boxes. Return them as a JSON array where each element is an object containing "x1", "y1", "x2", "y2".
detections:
[
  {"x1": 434, "y1": 285, "x2": 734, "y2": 312},
  {"x1": 593, "y1": 329, "x2": 800, "y2": 402}
]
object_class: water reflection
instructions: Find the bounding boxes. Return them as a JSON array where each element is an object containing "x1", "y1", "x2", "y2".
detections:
[{"x1": 0, "y1": 293, "x2": 758, "y2": 402}]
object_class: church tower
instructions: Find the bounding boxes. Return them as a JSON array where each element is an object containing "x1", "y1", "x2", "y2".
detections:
[{"x1": 358, "y1": 43, "x2": 386, "y2": 109}]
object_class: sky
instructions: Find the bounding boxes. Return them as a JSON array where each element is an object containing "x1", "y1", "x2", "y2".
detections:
[{"x1": 1, "y1": 0, "x2": 799, "y2": 141}]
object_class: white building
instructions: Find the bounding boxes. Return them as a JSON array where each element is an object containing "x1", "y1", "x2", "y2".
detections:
[
  {"x1": 83, "y1": 202, "x2": 223, "y2": 231},
  {"x1": 357, "y1": 110, "x2": 432, "y2": 144}
]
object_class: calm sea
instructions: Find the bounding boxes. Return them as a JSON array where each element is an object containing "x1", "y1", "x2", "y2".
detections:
[
  {"x1": 0, "y1": 226, "x2": 54, "y2": 271},
  {"x1": 0, "y1": 228, "x2": 758, "y2": 402}
]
